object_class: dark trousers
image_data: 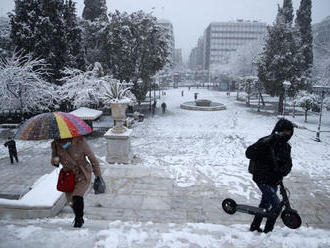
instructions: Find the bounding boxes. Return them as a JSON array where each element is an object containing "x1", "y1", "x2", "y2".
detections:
[
  {"x1": 9, "y1": 152, "x2": 19, "y2": 164},
  {"x1": 251, "y1": 183, "x2": 280, "y2": 232}
]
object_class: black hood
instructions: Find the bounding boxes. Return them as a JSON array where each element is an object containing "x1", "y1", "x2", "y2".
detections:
[{"x1": 271, "y1": 118, "x2": 294, "y2": 142}]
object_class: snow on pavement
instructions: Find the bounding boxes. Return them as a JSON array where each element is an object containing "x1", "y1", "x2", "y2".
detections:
[
  {"x1": 1, "y1": 88, "x2": 330, "y2": 247},
  {"x1": 0, "y1": 219, "x2": 330, "y2": 248},
  {"x1": 131, "y1": 88, "x2": 330, "y2": 199}
]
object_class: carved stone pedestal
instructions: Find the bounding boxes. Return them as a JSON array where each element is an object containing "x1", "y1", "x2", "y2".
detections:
[{"x1": 104, "y1": 128, "x2": 132, "y2": 164}]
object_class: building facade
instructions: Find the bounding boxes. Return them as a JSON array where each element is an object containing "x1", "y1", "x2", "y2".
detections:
[
  {"x1": 202, "y1": 20, "x2": 267, "y2": 69},
  {"x1": 313, "y1": 16, "x2": 330, "y2": 46},
  {"x1": 158, "y1": 19, "x2": 175, "y2": 68},
  {"x1": 188, "y1": 36, "x2": 204, "y2": 70},
  {"x1": 312, "y1": 16, "x2": 330, "y2": 82}
]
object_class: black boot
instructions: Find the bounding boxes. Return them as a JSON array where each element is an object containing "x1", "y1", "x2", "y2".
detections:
[
  {"x1": 72, "y1": 196, "x2": 84, "y2": 228},
  {"x1": 250, "y1": 215, "x2": 263, "y2": 232},
  {"x1": 264, "y1": 218, "x2": 276, "y2": 233}
]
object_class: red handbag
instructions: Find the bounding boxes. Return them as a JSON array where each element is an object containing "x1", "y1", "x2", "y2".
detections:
[{"x1": 57, "y1": 169, "x2": 75, "y2": 192}]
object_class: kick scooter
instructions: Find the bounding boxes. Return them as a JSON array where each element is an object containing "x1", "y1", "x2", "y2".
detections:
[{"x1": 222, "y1": 181, "x2": 302, "y2": 229}]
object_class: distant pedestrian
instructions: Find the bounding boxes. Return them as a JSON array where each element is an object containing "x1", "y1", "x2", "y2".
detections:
[
  {"x1": 181, "y1": 90, "x2": 184, "y2": 96},
  {"x1": 161, "y1": 102, "x2": 167, "y2": 114},
  {"x1": 152, "y1": 101, "x2": 157, "y2": 116},
  {"x1": 194, "y1": 93, "x2": 198, "y2": 100},
  {"x1": 4, "y1": 137, "x2": 18, "y2": 164},
  {"x1": 188, "y1": 86, "x2": 191, "y2": 91}
]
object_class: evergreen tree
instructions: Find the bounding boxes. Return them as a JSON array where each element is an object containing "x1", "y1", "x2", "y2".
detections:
[
  {"x1": 295, "y1": 0, "x2": 313, "y2": 79},
  {"x1": 257, "y1": 2, "x2": 297, "y2": 114},
  {"x1": 10, "y1": 0, "x2": 84, "y2": 83},
  {"x1": 81, "y1": 0, "x2": 108, "y2": 68},
  {"x1": 82, "y1": 0, "x2": 108, "y2": 22},
  {"x1": 102, "y1": 11, "x2": 169, "y2": 101},
  {"x1": 281, "y1": 0, "x2": 294, "y2": 23},
  {"x1": 10, "y1": 0, "x2": 67, "y2": 83},
  {"x1": 0, "y1": 18, "x2": 14, "y2": 58},
  {"x1": 64, "y1": 0, "x2": 85, "y2": 70}
]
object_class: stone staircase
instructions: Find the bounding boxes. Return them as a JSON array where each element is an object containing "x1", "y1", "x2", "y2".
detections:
[
  {"x1": 57, "y1": 165, "x2": 330, "y2": 229},
  {"x1": 59, "y1": 164, "x2": 253, "y2": 225}
]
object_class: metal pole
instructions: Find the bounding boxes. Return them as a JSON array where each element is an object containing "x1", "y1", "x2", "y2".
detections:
[
  {"x1": 315, "y1": 91, "x2": 324, "y2": 142},
  {"x1": 258, "y1": 88, "x2": 261, "y2": 112},
  {"x1": 283, "y1": 88, "x2": 286, "y2": 116}
]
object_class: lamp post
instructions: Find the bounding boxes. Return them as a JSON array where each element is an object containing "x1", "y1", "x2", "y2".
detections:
[
  {"x1": 255, "y1": 80, "x2": 261, "y2": 112},
  {"x1": 282, "y1": 81, "x2": 291, "y2": 116},
  {"x1": 312, "y1": 85, "x2": 330, "y2": 142}
]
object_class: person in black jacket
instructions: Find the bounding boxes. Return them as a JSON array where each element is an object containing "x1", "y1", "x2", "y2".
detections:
[
  {"x1": 4, "y1": 137, "x2": 19, "y2": 164},
  {"x1": 245, "y1": 118, "x2": 294, "y2": 233}
]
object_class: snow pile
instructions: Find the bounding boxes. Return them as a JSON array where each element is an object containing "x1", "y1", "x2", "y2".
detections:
[
  {"x1": 70, "y1": 107, "x2": 103, "y2": 120},
  {"x1": 0, "y1": 168, "x2": 62, "y2": 207},
  {"x1": 94, "y1": 221, "x2": 330, "y2": 248}
]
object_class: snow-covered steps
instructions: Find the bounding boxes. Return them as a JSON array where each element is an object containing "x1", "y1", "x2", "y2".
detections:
[
  {"x1": 0, "y1": 169, "x2": 66, "y2": 219},
  {"x1": 78, "y1": 164, "x2": 253, "y2": 225}
]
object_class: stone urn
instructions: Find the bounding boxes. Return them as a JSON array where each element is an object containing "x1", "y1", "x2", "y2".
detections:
[{"x1": 110, "y1": 102, "x2": 128, "y2": 134}]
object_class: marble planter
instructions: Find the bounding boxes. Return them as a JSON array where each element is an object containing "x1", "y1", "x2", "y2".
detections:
[
  {"x1": 111, "y1": 102, "x2": 128, "y2": 134},
  {"x1": 104, "y1": 128, "x2": 132, "y2": 164}
]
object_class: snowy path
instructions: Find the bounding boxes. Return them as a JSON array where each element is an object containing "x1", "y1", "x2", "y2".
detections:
[
  {"x1": 1, "y1": 218, "x2": 329, "y2": 248},
  {"x1": 1, "y1": 88, "x2": 330, "y2": 247},
  {"x1": 131, "y1": 88, "x2": 330, "y2": 201}
]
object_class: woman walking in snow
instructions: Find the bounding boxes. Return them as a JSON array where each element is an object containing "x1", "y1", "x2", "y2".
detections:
[{"x1": 51, "y1": 136, "x2": 103, "y2": 228}]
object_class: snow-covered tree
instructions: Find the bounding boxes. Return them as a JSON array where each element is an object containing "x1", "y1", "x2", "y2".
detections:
[
  {"x1": 257, "y1": 0, "x2": 297, "y2": 114},
  {"x1": 10, "y1": 0, "x2": 84, "y2": 83},
  {"x1": 58, "y1": 66, "x2": 107, "y2": 109},
  {"x1": 0, "y1": 17, "x2": 14, "y2": 58},
  {"x1": 294, "y1": 0, "x2": 313, "y2": 82},
  {"x1": 102, "y1": 11, "x2": 169, "y2": 101},
  {"x1": 82, "y1": 0, "x2": 108, "y2": 22},
  {"x1": 294, "y1": 90, "x2": 319, "y2": 122},
  {"x1": 0, "y1": 51, "x2": 55, "y2": 120},
  {"x1": 80, "y1": 18, "x2": 108, "y2": 69},
  {"x1": 81, "y1": 0, "x2": 108, "y2": 68},
  {"x1": 64, "y1": 0, "x2": 85, "y2": 70},
  {"x1": 58, "y1": 64, "x2": 136, "y2": 109}
]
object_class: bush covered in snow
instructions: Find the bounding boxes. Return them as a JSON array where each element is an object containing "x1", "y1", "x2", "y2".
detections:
[
  {"x1": 0, "y1": 51, "x2": 55, "y2": 120},
  {"x1": 294, "y1": 91, "x2": 320, "y2": 122},
  {"x1": 58, "y1": 65, "x2": 136, "y2": 109}
]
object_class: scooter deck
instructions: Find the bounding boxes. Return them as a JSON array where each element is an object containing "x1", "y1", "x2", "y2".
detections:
[{"x1": 237, "y1": 204, "x2": 268, "y2": 216}]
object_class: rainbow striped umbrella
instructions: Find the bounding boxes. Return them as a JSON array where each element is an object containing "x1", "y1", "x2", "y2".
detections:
[{"x1": 15, "y1": 112, "x2": 92, "y2": 140}]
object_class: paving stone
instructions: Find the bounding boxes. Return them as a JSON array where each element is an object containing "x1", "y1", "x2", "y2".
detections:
[{"x1": 141, "y1": 196, "x2": 171, "y2": 210}]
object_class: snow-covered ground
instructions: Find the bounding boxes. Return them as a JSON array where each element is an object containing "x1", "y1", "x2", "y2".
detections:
[
  {"x1": 1, "y1": 88, "x2": 330, "y2": 247},
  {"x1": 0, "y1": 219, "x2": 329, "y2": 248},
  {"x1": 131, "y1": 88, "x2": 330, "y2": 198}
]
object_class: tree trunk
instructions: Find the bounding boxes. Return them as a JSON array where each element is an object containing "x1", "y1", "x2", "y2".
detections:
[
  {"x1": 260, "y1": 93, "x2": 265, "y2": 106},
  {"x1": 304, "y1": 110, "x2": 308, "y2": 122},
  {"x1": 278, "y1": 94, "x2": 284, "y2": 114}
]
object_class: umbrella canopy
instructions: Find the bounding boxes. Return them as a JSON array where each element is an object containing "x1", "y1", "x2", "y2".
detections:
[{"x1": 15, "y1": 112, "x2": 92, "y2": 140}]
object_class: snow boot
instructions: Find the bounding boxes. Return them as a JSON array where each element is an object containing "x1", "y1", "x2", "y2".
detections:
[
  {"x1": 72, "y1": 196, "x2": 84, "y2": 228},
  {"x1": 264, "y1": 218, "x2": 276, "y2": 233},
  {"x1": 250, "y1": 215, "x2": 263, "y2": 232}
]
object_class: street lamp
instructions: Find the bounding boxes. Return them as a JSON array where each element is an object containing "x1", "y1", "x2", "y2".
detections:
[
  {"x1": 312, "y1": 85, "x2": 330, "y2": 142},
  {"x1": 282, "y1": 81, "x2": 291, "y2": 116},
  {"x1": 255, "y1": 80, "x2": 261, "y2": 112}
]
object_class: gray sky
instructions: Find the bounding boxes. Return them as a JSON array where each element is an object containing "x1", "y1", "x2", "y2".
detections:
[{"x1": 1, "y1": 0, "x2": 329, "y2": 61}]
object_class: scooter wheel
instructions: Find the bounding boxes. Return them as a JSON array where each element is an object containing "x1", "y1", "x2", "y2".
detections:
[
  {"x1": 281, "y1": 210, "x2": 302, "y2": 229},
  {"x1": 222, "y1": 198, "x2": 237, "y2": 215}
]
